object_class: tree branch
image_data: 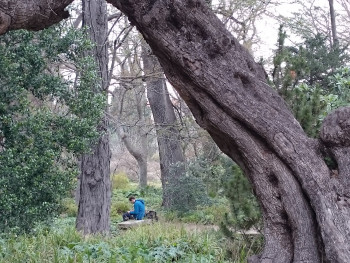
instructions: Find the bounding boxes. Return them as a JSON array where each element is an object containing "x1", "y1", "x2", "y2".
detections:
[{"x1": 0, "y1": 0, "x2": 74, "y2": 35}]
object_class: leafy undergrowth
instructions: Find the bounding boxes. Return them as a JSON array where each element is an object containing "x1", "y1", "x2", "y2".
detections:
[
  {"x1": 0, "y1": 217, "x2": 235, "y2": 263},
  {"x1": 2, "y1": 180, "x2": 263, "y2": 263},
  {"x1": 51, "y1": 178, "x2": 263, "y2": 263},
  {"x1": 163, "y1": 198, "x2": 230, "y2": 225}
]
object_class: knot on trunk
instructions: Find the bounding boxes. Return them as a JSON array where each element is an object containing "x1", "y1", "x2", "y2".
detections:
[{"x1": 320, "y1": 106, "x2": 350, "y2": 147}]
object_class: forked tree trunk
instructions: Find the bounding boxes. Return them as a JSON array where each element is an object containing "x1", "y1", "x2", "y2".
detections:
[
  {"x1": 106, "y1": 1, "x2": 350, "y2": 262},
  {"x1": 76, "y1": 0, "x2": 111, "y2": 235},
  {"x1": 141, "y1": 42, "x2": 185, "y2": 208},
  {"x1": 119, "y1": 127, "x2": 148, "y2": 188}
]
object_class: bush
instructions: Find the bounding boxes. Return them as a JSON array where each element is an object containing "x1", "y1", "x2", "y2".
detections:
[
  {"x1": 111, "y1": 201, "x2": 130, "y2": 218},
  {"x1": 223, "y1": 165, "x2": 261, "y2": 231},
  {"x1": 140, "y1": 186, "x2": 163, "y2": 209},
  {"x1": 167, "y1": 176, "x2": 212, "y2": 213},
  {"x1": 61, "y1": 198, "x2": 78, "y2": 217},
  {"x1": 164, "y1": 200, "x2": 230, "y2": 225},
  {"x1": 0, "y1": 26, "x2": 105, "y2": 234},
  {"x1": 111, "y1": 172, "x2": 130, "y2": 190}
]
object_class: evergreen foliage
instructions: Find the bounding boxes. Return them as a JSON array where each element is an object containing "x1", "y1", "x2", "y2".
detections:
[
  {"x1": 221, "y1": 165, "x2": 261, "y2": 232},
  {"x1": 0, "y1": 26, "x2": 105, "y2": 233},
  {"x1": 272, "y1": 26, "x2": 349, "y2": 137},
  {"x1": 186, "y1": 156, "x2": 225, "y2": 198},
  {"x1": 167, "y1": 176, "x2": 212, "y2": 213},
  {"x1": 328, "y1": 67, "x2": 350, "y2": 108}
]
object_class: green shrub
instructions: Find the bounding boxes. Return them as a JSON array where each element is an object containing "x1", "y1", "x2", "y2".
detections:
[
  {"x1": 0, "y1": 26, "x2": 105, "y2": 234},
  {"x1": 61, "y1": 198, "x2": 78, "y2": 217},
  {"x1": 167, "y1": 176, "x2": 212, "y2": 213},
  {"x1": 165, "y1": 200, "x2": 230, "y2": 225},
  {"x1": 111, "y1": 172, "x2": 130, "y2": 190},
  {"x1": 111, "y1": 201, "x2": 130, "y2": 220},
  {"x1": 222, "y1": 165, "x2": 261, "y2": 232},
  {"x1": 140, "y1": 186, "x2": 163, "y2": 209}
]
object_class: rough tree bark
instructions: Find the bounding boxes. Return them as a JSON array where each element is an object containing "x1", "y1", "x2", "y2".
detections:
[
  {"x1": 76, "y1": 0, "x2": 111, "y2": 235},
  {"x1": 141, "y1": 42, "x2": 185, "y2": 207},
  {"x1": 2, "y1": 0, "x2": 350, "y2": 262},
  {"x1": 106, "y1": 1, "x2": 350, "y2": 262},
  {"x1": 0, "y1": 0, "x2": 73, "y2": 34}
]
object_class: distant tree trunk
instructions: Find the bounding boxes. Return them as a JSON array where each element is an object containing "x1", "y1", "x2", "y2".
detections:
[
  {"x1": 110, "y1": 32, "x2": 149, "y2": 188},
  {"x1": 119, "y1": 126, "x2": 148, "y2": 188},
  {"x1": 141, "y1": 42, "x2": 185, "y2": 207},
  {"x1": 107, "y1": 1, "x2": 350, "y2": 262},
  {"x1": 76, "y1": 0, "x2": 111, "y2": 235},
  {"x1": 328, "y1": 0, "x2": 339, "y2": 47}
]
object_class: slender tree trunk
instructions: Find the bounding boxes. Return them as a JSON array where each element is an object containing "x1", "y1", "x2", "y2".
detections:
[
  {"x1": 107, "y1": 1, "x2": 350, "y2": 262},
  {"x1": 76, "y1": 0, "x2": 111, "y2": 235},
  {"x1": 328, "y1": 0, "x2": 339, "y2": 47},
  {"x1": 138, "y1": 157, "x2": 148, "y2": 188},
  {"x1": 141, "y1": 42, "x2": 185, "y2": 207}
]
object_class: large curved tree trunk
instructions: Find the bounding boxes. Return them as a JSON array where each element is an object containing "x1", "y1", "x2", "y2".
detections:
[
  {"x1": 141, "y1": 43, "x2": 185, "y2": 208},
  {"x1": 76, "y1": 0, "x2": 111, "y2": 235},
  {"x1": 106, "y1": 1, "x2": 350, "y2": 262}
]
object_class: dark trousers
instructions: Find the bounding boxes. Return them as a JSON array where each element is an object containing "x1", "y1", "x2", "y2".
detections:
[{"x1": 122, "y1": 212, "x2": 135, "y2": 221}]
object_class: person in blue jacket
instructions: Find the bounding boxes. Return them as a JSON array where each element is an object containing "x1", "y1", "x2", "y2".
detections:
[{"x1": 122, "y1": 196, "x2": 145, "y2": 221}]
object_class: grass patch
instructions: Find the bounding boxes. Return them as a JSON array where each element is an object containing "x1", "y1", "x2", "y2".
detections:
[{"x1": 0, "y1": 218, "x2": 234, "y2": 263}]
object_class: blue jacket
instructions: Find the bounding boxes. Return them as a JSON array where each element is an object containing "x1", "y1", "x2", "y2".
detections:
[{"x1": 129, "y1": 199, "x2": 145, "y2": 220}]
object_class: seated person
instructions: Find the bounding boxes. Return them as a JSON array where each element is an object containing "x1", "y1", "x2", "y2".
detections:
[{"x1": 122, "y1": 196, "x2": 145, "y2": 221}]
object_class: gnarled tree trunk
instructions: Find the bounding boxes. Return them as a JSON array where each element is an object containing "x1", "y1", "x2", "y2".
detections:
[
  {"x1": 76, "y1": 0, "x2": 111, "y2": 235},
  {"x1": 106, "y1": 1, "x2": 350, "y2": 262},
  {"x1": 141, "y1": 42, "x2": 185, "y2": 208}
]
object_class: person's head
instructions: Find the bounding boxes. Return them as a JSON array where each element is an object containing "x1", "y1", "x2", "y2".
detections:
[{"x1": 128, "y1": 196, "x2": 136, "y2": 204}]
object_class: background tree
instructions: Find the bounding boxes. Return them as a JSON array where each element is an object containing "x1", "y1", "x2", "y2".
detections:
[
  {"x1": 271, "y1": 26, "x2": 349, "y2": 137},
  {"x1": 211, "y1": 0, "x2": 278, "y2": 54},
  {"x1": 328, "y1": 0, "x2": 339, "y2": 47},
  {"x1": 279, "y1": 0, "x2": 350, "y2": 47},
  {"x1": 76, "y1": 0, "x2": 111, "y2": 235},
  {"x1": 141, "y1": 42, "x2": 186, "y2": 207},
  {"x1": 109, "y1": 29, "x2": 151, "y2": 188}
]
